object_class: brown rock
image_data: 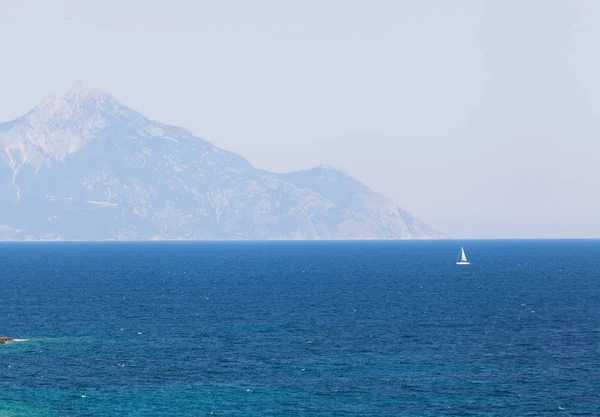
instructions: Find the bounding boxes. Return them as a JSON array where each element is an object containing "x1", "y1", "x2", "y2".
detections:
[{"x1": 0, "y1": 337, "x2": 15, "y2": 344}]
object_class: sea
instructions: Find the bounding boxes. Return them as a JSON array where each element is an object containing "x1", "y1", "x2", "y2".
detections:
[{"x1": 0, "y1": 240, "x2": 599, "y2": 416}]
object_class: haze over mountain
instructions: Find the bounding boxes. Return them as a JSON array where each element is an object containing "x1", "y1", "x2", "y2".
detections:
[{"x1": 0, "y1": 83, "x2": 442, "y2": 241}]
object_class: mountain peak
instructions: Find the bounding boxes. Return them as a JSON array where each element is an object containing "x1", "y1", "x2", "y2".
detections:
[
  {"x1": 31, "y1": 82, "x2": 114, "y2": 116},
  {"x1": 63, "y1": 81, "x2": 113, "y2": 103},
  {"x1": 314, "y1": 164, "x2": 351, "y2": 177},
  {"x1": 67, "y1": 80, "x2": 93, "y2": 95},
  {"x1": 317, "y1": 163, "x2": 344, "y2": 172},
  {"x1": 1, "y1": 82, "x2": 147, "y2": 166}
]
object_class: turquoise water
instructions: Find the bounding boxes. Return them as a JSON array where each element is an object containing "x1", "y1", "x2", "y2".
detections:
[{"x1": 1, "y1": 240, "x2": 599, "y2": 416}]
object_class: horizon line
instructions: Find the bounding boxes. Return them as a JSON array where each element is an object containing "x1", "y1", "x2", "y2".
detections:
[{"x1": 1, "y1": 237, "x2": 599, "y2": 243}]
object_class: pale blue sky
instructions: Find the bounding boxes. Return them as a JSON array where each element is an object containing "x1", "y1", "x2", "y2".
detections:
[{"x1": 1, "y1": 0, "x2": 599, "y2": 238}]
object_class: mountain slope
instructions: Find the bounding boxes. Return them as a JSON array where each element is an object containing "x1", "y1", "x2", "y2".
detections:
[{"x1": 0, "y1": 83, "x2": 444, "y2": 240}]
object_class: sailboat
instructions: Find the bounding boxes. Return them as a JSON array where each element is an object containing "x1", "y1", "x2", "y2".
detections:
[{"x1": 456, "y1": 247, "x2": 470, "y2": 265}]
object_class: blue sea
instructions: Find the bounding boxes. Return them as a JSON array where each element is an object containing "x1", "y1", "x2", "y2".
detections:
[{"x1": 1, "y1": 240, "x2": 599, "y2": 416}]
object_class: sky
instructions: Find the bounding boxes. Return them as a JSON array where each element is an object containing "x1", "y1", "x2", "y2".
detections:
[{"x1": 1, "y1": 0, "x2": 599, "y2": 239}]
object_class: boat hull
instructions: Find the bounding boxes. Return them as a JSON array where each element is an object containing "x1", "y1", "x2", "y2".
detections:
[{"x1": 456, "y1": 262, "x2": 470, "y2": 265}]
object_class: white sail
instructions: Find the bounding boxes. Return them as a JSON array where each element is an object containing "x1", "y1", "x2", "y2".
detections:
[{"x1": 456, "y1": 247, "x2": 470, "y2": 264}]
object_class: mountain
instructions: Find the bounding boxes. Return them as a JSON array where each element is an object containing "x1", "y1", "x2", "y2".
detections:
[{"x1": 0, "y1": 83, "x2": 444, "y2": 240}]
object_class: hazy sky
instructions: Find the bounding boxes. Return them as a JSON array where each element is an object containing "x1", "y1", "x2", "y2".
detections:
[{"x1": 1, "y1": 0, "x2": 599, "y2": 238}]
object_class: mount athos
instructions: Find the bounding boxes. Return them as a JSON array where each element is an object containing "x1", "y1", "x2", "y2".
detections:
[{"x1": 0, "y1": 83, "x2": 443, "y2": 241}]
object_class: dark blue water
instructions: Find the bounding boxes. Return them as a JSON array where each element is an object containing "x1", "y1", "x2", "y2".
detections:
[{"x1": 1, "y1": 241, "x2": 599, "y2": 416}]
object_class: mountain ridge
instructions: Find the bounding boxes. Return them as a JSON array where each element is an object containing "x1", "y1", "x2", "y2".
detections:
[{"x1": 0, "y1": 83, "x2": 445, "y2": 241}]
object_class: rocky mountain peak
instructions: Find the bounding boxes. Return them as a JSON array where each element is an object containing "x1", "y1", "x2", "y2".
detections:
[
  {"x1": 0, "y1": 84, "x2": 156, "y2": 167},
  {"x1": 65, "y1": 80, "x2": 96, "y2": 97}
]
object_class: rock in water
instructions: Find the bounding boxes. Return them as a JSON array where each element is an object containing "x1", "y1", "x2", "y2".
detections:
[{"x1": 0, "y1": 337, "x2": 15, "y2": 344}]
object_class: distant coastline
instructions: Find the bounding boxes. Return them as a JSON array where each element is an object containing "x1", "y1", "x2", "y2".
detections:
[{"x1": 0, "y1": 84, "x2": 442, "y2": 241}]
